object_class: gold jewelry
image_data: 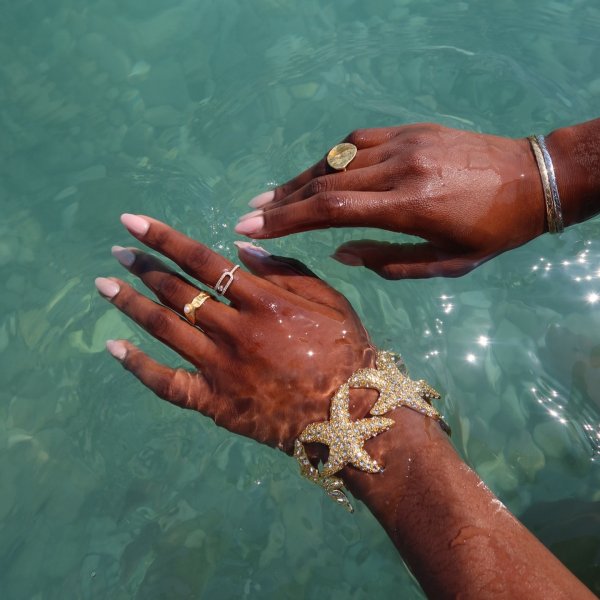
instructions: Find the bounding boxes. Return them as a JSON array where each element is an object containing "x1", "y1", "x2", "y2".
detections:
[
  {"x1": 349, "y1": 350, "x2": 451, "y2": 434},
  {"x1": 528, "y1": 135, "x2": 564, "y2": 234},
  {"x1": 326, "y1": 143, "x2": 358, "y2": 171},
  {"x1": 294, "y1": 441, "x2": 354, "y2": 513},
  {"x1": 295, "y1": 350, "x2": 448, "y2": 511},
  {"x1": 214, "y1": 264, "x2": 240, "y2": 296},
  {"x1": 300, "y1": 382, "x2": 395, "y2": 477},
  {"x1": 183, "y1": 291, "x2": 211, "y2": 325}
]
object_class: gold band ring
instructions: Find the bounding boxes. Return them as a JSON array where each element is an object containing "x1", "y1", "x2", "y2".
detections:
[
  {"x1": 184, "y1": 291, "x2": 211, "y2": 325},
  {"x1": 326, "y1": 143, "x2": 358, "y2": 171}
]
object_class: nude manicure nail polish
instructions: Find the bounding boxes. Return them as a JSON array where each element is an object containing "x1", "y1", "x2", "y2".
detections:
[
  {"x1": 248, "y1": 190, "x2": 275, "y2": 208},
  {"x1": 234, "y1": 241, "x2": 270, "y2": 256},
  {"x1": 238, "y1": 209, "x2": 263, "y2": 222},
  {"x1": 106, "y1": 339, "x2": 127, "y2": 361},
  {"x1": 112, "y1": 245, "x2": 136, "y2": 267},
  {"x1": 234, "y1": 215, "x2": 264, "y2": 236},
  {"x1": 95, "y1": 277, "x2": 120, "y2": 298},
  {"x1": 121, "y1": 213, "x2": 150, "y2": 236}
]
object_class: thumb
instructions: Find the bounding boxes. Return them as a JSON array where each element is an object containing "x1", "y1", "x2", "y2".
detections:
[{"x1": 332, "y1": 240, "x2": 481, "y2": 279}]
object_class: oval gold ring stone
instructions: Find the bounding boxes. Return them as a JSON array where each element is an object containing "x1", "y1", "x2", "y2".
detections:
[{"x1": 326, "y1": 143, "x2": 358, "y2": 171}]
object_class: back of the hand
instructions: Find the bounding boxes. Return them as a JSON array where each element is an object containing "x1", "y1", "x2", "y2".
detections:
[
  {"x1": 96, "y1": 215, "x2": 375, "y2": 453},
  {"x1": 236, "y1": 124, "x2": 545, "y2": 278}
]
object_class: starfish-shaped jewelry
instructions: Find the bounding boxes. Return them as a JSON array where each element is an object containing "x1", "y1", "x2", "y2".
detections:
[
  {"x1": 293, "y1": 440, "x2": 354, "y2": 512},
  {"x1": 348, "y1": 351, "x2": 442, "y2": 419},
  {"x1": 298, "y1": 383, "x2": 394, "y2": 477}
]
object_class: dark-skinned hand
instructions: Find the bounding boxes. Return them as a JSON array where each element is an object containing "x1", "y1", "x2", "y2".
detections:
[
  {"x1": 95, "y1": 214, "x2": 376, "y2": 453},
  {"x1": 235, "y1": 123, "x2": 546, "y2": 279}
]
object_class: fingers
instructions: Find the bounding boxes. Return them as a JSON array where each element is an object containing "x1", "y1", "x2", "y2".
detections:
[
  {"x1": 238, "y1": 191, "x2": 412, "y2": 239},
  {"x1": 271, "y1": 146, "x2": 387, "y2": 203},
  {"x1": 255, "y1": 163, "x2": 393, "y2": 214},
  {"x1": 111, "y1": 246, "x2": 237, "y2": 337},
  {"x1": 332, "y1": 240, "x2": 481, "y2": 279},
  {"x1": 234, "y1": 242, "x2": 344, "y2": 310},
  {"x1": 248, "y1": 131, "x2": 396, "y2": 211},
  {"x1": 95, "y1": 277, "x2": 216, "y2": 365},
  {"x1": 120, "y1": 214, "x2": 261, "y2": 306},
  {"x1": 106, "y1": 340, "x2": 214, "y2": 413}
]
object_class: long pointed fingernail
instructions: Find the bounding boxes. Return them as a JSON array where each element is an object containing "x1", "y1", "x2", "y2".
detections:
[
  {"x1": 95, "y1": 277, "x2": 120, "y2": 298},
  {"x1": 238, "y1": 209, "x2": 263, "y2": 222},
  {"x1": 121, "y1": 213, "x2": 150, "y2": 236},
  {"x1": 234, "y1": 241, "x2": 271, "y2": 257},
  {"x1": 106, "y1": 339, "x2": 127, "y2": 361},
  {"x1": 248, "y1": 190, "x2": 275, "y2": 208},
  {"x1": 332, "y1": 251, "x2": 364, "y2": 267},
  {"x1": 235, "y1": 215, "x2": 264, "y2": 236},
  {"x1": 112, "y1": 245, "x2": 136, "y2": 268}
]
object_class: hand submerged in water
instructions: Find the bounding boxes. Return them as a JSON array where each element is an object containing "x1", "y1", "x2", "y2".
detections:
[
  {"x1": 235, "y1": 123, "x2": 546, "y2": 278},
  {"x1": 95, "y1": 216, "x2": 597, "y2": 600},
  {"x1": 95, "y1": 214, "x2": 376, "y2": 453}
]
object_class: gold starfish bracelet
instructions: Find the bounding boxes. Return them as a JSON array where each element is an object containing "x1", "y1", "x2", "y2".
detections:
[{"x1": 294, "y1": 350, "x2": 450, "y2": 512}]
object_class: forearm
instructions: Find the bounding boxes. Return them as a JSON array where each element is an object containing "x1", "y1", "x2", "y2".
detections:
[
  {"x1": 341, "y1": 406, "x2": 596, "y2": 600},
  {"x1": 546, "y1": 117, "x2": 600, "y2": 227}
]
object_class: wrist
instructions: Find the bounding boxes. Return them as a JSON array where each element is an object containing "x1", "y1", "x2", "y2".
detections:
[
  {"x1": 294, "y1": 347, "x2": 451, "y2": 517},
  {"x1": 341, "y1": 405, "x2": 452, "y2": 503},
  {"x1": 545, "y1": 119, "x2": 600, "y2": 227}
]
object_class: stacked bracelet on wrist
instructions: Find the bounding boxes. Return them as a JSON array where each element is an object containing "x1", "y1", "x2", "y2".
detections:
[
  {"x1": 528, "y1": 134, "x2": 564, "y2": 234},
  {"x1": 294, "y1": 350, "x2": 449, "y2": 512}
]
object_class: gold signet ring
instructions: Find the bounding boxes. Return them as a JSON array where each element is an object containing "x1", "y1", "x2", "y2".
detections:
[
  {"x1": 326, "y1": 143, "x2": 358, "y2": 171},
  {"x1": 184, "y1": 291, "x2": 211, "y2": 325}
]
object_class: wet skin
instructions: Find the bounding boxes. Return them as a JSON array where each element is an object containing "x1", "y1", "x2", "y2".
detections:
[
  {"x1": 236, "y1": 118, "x2": 600, "y2": 279},
  {"x1": 97, "y1": 215, "x2": 596, "y2": 599},
  {"x1": 97, "y1": 214, "x2": 379, "y2": 455}
]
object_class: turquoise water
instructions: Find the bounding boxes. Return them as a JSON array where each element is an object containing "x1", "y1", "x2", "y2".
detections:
[{"x1": 1, "y1": 0, "x2": 600, "y2": 597}]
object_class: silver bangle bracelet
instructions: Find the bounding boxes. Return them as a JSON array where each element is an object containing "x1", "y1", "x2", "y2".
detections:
[{"x1": 528, "y1": 134, "x2": 564, "y2": 234}]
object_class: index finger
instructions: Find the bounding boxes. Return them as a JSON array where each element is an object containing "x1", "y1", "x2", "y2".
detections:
[{"x1": 120, "y1": 214, "x2": 263, "y2": 305}]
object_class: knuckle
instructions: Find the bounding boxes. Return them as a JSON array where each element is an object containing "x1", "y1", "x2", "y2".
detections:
[
  {"x1": 151, "y1": 226, "x2": 171, "y2": 249},
  {"x1": 345, "y1": 129, "x2": 365, "y2": 146},
  {"x1": 375, "y1": 264, "x2": 402, "y2": 280},
  {"x1": 404, "y1": 148, "x2": 436, "y2": 176},
  {"x1": 306, "y1": 176, "x2": 330, "y2": 197},
  {"x1": 169, "y1": 369, "x2": 193, "y2": 405},
  {"x1": 185, "y1": 246, "x2": 212, "y2": 274},
  {"x1": 317, "y1": 192, "x2": 348, "y2": 225},
  {"x1": 148, "y1": 310, "x2": 174, "y2": 338},
  {"x1": 446, "y1": 261, "x2": 474, "y2": 278},
  {"x1": 156, "y1": 274, "x2": 181, "y2": 299}
]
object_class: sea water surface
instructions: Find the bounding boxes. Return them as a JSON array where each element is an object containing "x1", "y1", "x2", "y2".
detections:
[{"x1": 1, "y1": 0, "x2": 599, "y2": 598}]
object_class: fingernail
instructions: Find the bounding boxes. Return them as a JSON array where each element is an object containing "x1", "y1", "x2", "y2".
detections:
[
  {"x1": 95, "y1": 277, "x2": 120, "y2": 298},
  {"x1": 121, "y1": 213, "x2": 149, "y2": 236},
  {"x1": 106, "y1": 339, "x2": 127, "y2": 361},
  {"x1": 111, "y1": 245, "x2": 136, "y2": 268},
  {"x1": 234, "y1": 215, "x2": 264, "y2": 236},
  {"x1": 332, "y1": 251, "x2": 364, "y2": 267},
  {"x1": 248, "y1": 190, "x2": 275, "y2": 208},
  {"x1": 234, "y1": 241, "x2": 271, "y2": 257},
  {"x1": 238, "y1": 209, "x2": 263, "y2": 222}
]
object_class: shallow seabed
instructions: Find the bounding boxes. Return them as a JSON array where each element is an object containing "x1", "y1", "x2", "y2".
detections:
[{"x1": 1, "y1": 0, "x2": 599, "y2": 598}]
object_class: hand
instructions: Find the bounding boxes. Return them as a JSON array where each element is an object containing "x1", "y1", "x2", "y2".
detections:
[
  {"x1": 95, "y1": 215, "x2": 376, "y2": 453},
  {"x1": 235, "y1": 124, "x2": 546, "y2": 278}
]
